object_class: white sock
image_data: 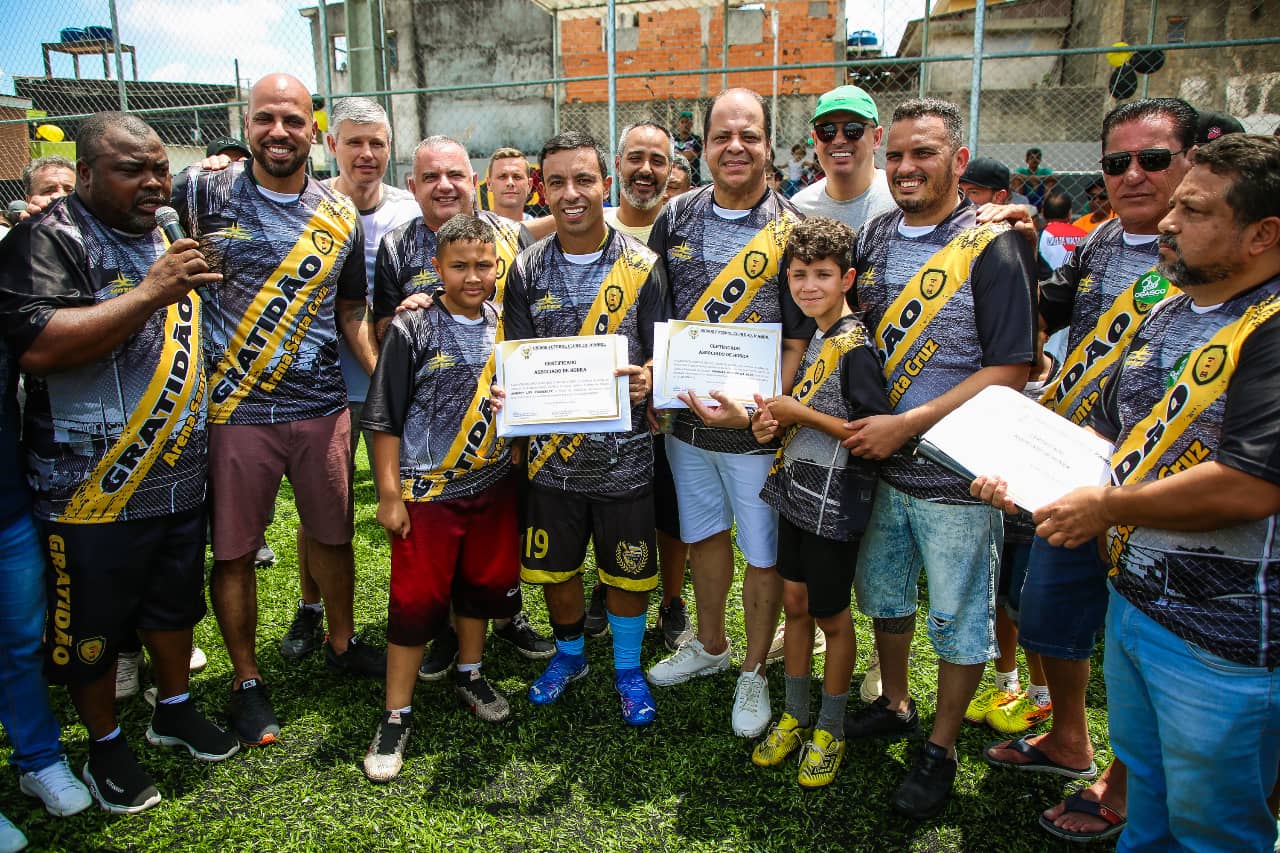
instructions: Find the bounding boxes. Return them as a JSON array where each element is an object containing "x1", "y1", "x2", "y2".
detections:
[
  {"x1": 1028, "y1": 683, "x2": 1050, "y2": 706},
  {"x1": 456, "y1": 662, "x2": 480, "y2": 675},
  {"x1": 996, "y1": 668, "x2": 1020, "y2": 693}
]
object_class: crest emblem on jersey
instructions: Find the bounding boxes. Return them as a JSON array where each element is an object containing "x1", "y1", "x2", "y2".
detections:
[
  {"x1": 615, "y1": 541, "x2": 650, "y2": 575},
  {"x1": 743, "y1": 250, "x2": 768, "y2": 280},
  {"x1": 496, "y1": 257, "x2": 507, "y2": 280},
  {"x1": 1192, "y1": 345, "x2": 1227, "y2": 385},
  {"x1": 426, "y1": 351, "x2": 457, "y2": 372},
  {"x1": 605, "y1": 284, "x2": 624, "y2": 313},
  {"x1": 920, "y1": 269, "x2": 947, "y2": 300},
  {"x1": 312, "y1": 229, "x2": 334, "y2": 255},
  {"x1": 77, "y1": 636, "x2": 105, "y2": 665}
]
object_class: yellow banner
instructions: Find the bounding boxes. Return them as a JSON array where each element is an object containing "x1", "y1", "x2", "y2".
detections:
[
  {"x1": 207, "y1": 199, "x2": 357, "y2": 423},
  {"x1": 1040, "y1": 268, "x2": 1172, "y2": 423},
  {"x1": 684, "y1": 216, "x2": 793, "y2": 324},
  {"x1": 526, "y1": 242, "x2": 651, "y2": 478},
  {"x1": 59, "y1": 292, "x2": 204, "y2": 522},
  {"x1": 1105, "y1": 293, "x2": 1280, "y2": 567},
  {"x1": 875, "y1": 225, "x2": 999, "y2": 381},
  {"x1": 770, "y1": 321, "x2": 868, "y2": 475}
]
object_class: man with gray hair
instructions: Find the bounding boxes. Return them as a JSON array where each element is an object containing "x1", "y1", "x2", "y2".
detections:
[
  {"x1": 274, "y1": 97, "x2": 422, "y2": 663},
  {"x1": 22, "y1": 155, "x2": 75, "y2": 208}
]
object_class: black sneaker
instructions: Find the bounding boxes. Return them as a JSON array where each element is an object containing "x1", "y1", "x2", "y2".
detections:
[
  {"x1": 844, "y1": 696, "x2": 922, "y2": 740},
  {"x1": 892, "y1": 741, "x2": 958, "y2": 820},
  {"x1": 279, "y1": 602, "x2": 324, "y2": 660},
  {"x1": 82, "y1": 736, "x2": 161, "y2": 815},
  {"x1": 362, "y1": 710, "x2": 411, "y2": 783},
  {"x1": 493, "y1": 611, "x2": 555, "y2": 660},
  {"x1": 452, "y1": 669, "x2": 510, "y2": 723},
  {"x1": 146, "y1": 699, "x2": 240, "y2": 762},
  {"x1": 657, "y1": 597, "x2": 694, "y2": 651},
  {"x1": 583, "y1": 584, "x2": 609, "y2": 638},
  {"x1": 418, "y1": 627, "x2": 458, "y2": 682},
  {"x1": 325, "y1": 634, "x2": 387, "y2": 678},
  {"x1": 228, "y1": 679, "x2": 280, "y2": 746}
]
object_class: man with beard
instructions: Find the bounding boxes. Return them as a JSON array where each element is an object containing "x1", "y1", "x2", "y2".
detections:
[
  {"x1": 371, "y1": 135, "x2": 553, "y2": 679},
  {"x1": 673, "y1": 110, "x2": 703, "y2": 185},
  {"x1": 172, "y1": 73, "x2": 386, "y2": 747},
  {"x1": 986, "y1": 133, "x2": 1280, "y2": 852},
  {"x1": 643, "y1": 89, "x2": 810, "y2": 740},
  {"x1": 0, "y1": 112, "x2": 237, "y2": 813},
  {"x1": 839, "y1": 98, "x2": 1035, "y2": 819}
]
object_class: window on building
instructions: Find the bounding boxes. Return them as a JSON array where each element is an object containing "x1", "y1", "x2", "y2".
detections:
[
  {"x1": 1166, "y1": 16, "x2": 1187, "y2": 44},
  {"x1": 332, "y1": 34, "x2": 348, "y2": 73}
]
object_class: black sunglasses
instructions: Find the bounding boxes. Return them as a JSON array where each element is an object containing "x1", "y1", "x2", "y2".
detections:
[
  {"x1": 813, "y1": 121, "x2": 867, "y2": 144},
  {"x1": 1099, "y1": 147, "x2": 1185, "y2": 176}
]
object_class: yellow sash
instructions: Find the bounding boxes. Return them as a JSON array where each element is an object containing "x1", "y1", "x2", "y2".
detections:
[
  {"x1": 59, "y1": 292, "x2": 205, "y2": 522},
  {"x1": 1105, "y1": 293, "x2": 1280, "y2": 567},
  {"x1": 492, "y1": 220, "x2": 521, "y2": 305},
  {"x1": 526, "y1": 244, "x2": 651, "y2": 478},
  {"x1": 874, "y1": 225, "x2": 1000, "y2": 383},
  {"x1": 207, "y1": 200, "x2": 357, "y2": 423},
  {"x1": 770, "y1": 321, "x2": 867, "y2": 475},
  {"x1": 1040, "y1": 268, "x2": 1173, "y2": 423},
  {"x1": 684, "y1": 216, "x2": 793, "y2": 324},
  {"x1": 402, "y1": 313, "x2": 507, "y2": 501}
]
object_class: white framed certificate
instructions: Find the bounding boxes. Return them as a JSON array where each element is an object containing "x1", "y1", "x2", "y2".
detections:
[
  {"x1": 652, "y1": 320, "x2": 782, "y2": 409},
  {"x1": 495, "y1": 335, "x2": 632, "y2": 437}
]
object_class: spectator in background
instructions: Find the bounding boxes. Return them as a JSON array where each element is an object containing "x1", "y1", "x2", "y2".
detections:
[
  {"x1": 204, "y1": 137, "x2": 251, "y2": 161},
  {"x1": 20, "y1": 155, "x2": 75, "y2": 214},
  {"x1": 673, "y1": 109, "x2": 703, "y2": 185},
  {"x1": 1038, "y1": 191, "x2": 1087, "y2": 274},
  {"x1": 1194, "y1": 109, "x2": 1244, "y2": 146},
  {"x1": 1008, "y1": 173, "x2": 1032, "y2": 207},
  {"x1": 666, "y1": 160, "x2": 692, "y2": 200},
  {"x1": 783, "y1": 143, "x2": 806, "y2": 196},
  {"x1": 958, "y1": 156, "x2": 1011, "y2": 207},
  {"x1": 1072, "y1": 178, "x2": 1114, "y2": 234},
  {"x1": 485, "y1": 147, "x2": 534, "y2": 223},
  {"x1": 766, "y1": 166, "x2": 784, "y2": 195},
  {"x1": 1016, "y1": 147, "x2": 1053, "y2": 208}
]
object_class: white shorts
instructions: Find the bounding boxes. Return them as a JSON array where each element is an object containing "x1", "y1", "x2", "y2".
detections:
[{"x1": 665, "y1": 437, "x2": 778, "y2": 568}]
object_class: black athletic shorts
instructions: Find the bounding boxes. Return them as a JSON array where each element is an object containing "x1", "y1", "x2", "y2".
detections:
[
  {"x1": 776, "y1": 515, "x2": 859, "y2": 618},
  {"x1": 39, "y1": 506, "x2": 208, "y2": 686},
  {"x1": 653, "y1": 434, "x2": 681, "y2": 539},
  {"x1": 519, "y1": 484, "x2": 658, "y2": 592}
]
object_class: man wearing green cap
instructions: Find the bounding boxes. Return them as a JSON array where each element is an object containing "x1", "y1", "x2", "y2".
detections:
[
  {"x1": 791, "y1": 86, "x2": 895, "y2": 232},
  {"x1": 673, "y1": 110, "x2": 703, "y2": 185}
]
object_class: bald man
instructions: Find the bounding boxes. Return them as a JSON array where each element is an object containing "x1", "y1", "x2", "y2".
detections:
[{"x1": 171, "y1": 74, "x2": 385, "y2": 747}]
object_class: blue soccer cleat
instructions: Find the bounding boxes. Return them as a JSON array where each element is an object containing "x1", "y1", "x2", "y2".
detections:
[
  {"x1": 528, "y1": 652, "x2": 588, "y2": 705},
  {"x1": 615, "y1": 667, "x2": 657, "y2": 726}
]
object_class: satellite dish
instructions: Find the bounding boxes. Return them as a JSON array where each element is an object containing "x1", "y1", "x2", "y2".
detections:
[
  {"x1": 1109, "y1": 64, "x2": 1139, "y2": 99},
  {"x1": 35, "y1": 124, "x2": 65, "y2": 142},
  {"x1": 1130, "y1": 48, "x2": 1166, "y2": 74}
]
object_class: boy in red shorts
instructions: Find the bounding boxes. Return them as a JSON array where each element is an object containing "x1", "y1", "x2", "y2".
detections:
[{"x1": 360, "y1": 214, "x2": 521, "y2": 783}]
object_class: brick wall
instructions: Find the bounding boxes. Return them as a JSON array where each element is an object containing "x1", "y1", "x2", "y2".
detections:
[{"x1": 561, "y1": 1, "x2": 841, "y2": 103}]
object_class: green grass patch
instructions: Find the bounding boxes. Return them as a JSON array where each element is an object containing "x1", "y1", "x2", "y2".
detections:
[{"x1": 1, "y1": 443, "x2": 1109, "y2": 852}]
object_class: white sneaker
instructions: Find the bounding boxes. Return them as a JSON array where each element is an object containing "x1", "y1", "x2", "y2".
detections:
[
  {"x1": 18, "y1": 756, "x2": 92, "y2": 817},
  {"x1": 114, "y1": 651, "x2": 144, "y2": 700},
  {"x1": 189, "y1": 646, "x2": 208, "y2": 673},
  {"x1": 0, "y1": 810, "x2": 26, "y2": 853},
  {"x1": 859, "y1": 646, "x2": 882, "y2": 704},
  {"x1": 645, "y1": 638, "x2": 731, "y2": 687},
  {"x1": 731, "y1": 664, "x2": 771, "y2": 738}
]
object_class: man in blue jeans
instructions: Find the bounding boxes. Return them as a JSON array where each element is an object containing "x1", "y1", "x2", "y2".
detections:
[
  {"x1": 0, "y1": 340, "x2": 92, "y2": 849},
  {"x1": 980, "y1": 132, "x2": 1280, "y2": 851}
]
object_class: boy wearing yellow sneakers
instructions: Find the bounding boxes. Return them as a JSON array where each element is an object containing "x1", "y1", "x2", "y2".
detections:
[{"x1": 747, "y1": 218, "x2": 890, "y2": 786}]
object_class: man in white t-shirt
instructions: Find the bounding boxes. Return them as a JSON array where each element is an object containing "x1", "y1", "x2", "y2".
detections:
[{"x1": 790, "y1": 86, "x2": 895, "y2": 232}]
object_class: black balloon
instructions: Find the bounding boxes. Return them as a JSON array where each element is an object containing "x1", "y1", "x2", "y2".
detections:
[
  {"x1": 1130, "y1": 48, "x2": 1166, "y2": 74},
  {"x1": 1110, "y1": 64, "x2": 1139, "y2": 99}
]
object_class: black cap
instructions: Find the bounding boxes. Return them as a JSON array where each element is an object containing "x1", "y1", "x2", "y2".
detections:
[
  {"x1": 959, "y1": 156, "x2": 1010, "y2": 192},
  {"x1": 1195, "y1": 109, "x2": 1245, "y2": 145},
  {"x1": 205, "y1": 136, "x2": 251, "y2": 158}
]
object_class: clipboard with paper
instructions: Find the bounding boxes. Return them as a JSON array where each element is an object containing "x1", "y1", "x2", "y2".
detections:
[{"x1": 915, "y1": 385, "x2": 1114, "y2": 513}]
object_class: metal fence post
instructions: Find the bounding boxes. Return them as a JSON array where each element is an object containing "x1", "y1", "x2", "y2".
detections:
[
  {"x1": 108, "y1": 0, "x2": 128, "y2": 110},
  {"x1": 968, "y1": 0, "x2": 985, "y2": 155}
]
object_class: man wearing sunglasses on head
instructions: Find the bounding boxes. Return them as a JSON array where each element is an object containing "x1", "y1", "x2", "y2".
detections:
[
  {"x1": 975, "y1": 97, "x2": 1198, "y2": 844},
  {"x1": 790, "y1": 86, "x2": 895, "y2": 232}
]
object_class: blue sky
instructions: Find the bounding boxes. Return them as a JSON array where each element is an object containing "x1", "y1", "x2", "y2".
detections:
[{"x1": 0, "y1": 0, "x2": 318, "y2": 95}]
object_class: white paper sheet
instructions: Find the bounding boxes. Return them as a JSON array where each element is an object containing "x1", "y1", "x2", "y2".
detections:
[
  {"x1": 651, "y1": 320, "x2": 782, "y2": 409},
  {"x1": 495, "y1": 335, "x2": 632, "y2": 438}
]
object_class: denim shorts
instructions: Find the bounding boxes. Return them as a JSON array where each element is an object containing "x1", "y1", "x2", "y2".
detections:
[
  {"x1": 665, "y1": 437, "x2": 778, "y2": 568},
  {"x1": 854, "y1": 481, "x2": 1001, "y2": 665},
  {"x1": 1018, "y1": 536, "x2": 1108, "y2": 660}
]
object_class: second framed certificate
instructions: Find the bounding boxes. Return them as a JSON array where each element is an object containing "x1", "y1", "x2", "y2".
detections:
[
  {"x1": 652, "y1": 320, "x2": 782, "y2": 409},
  {"x1": 495, "y1": 335, "x2": 632, "y2": 437}
]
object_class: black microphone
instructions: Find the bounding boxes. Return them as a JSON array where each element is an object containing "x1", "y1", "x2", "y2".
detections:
[{"x1": 154, "y1": 205, "x2": 185, "y2": 246}]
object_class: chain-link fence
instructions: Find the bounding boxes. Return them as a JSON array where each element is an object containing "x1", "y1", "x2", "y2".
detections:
[{"x1": 2, "y1": 0, "x2": 1278, "y2": 214}]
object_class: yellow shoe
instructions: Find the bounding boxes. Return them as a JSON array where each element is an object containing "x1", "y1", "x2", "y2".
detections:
[
  {"x1": 751, "y1": 713, "x2": 809, "y2": 767},
  {"x1": 987, "y1": 694, "x2": 1053, "y2": 735},
  {"x1": 965, "y1": 687, "x2": 1018, "y2": 724},
  {"x1": 797, "y1": 729, "x2": 846, "y2": 788}
]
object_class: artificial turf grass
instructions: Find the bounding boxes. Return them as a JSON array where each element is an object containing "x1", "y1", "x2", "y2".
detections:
[{"x1": 0, "y1": 449, "x2": 1111, "y2": 852}]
